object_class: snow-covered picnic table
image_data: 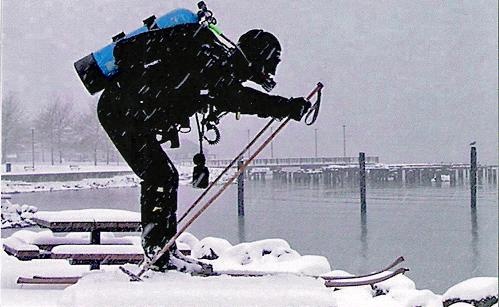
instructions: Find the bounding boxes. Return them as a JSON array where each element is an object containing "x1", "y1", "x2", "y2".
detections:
[{"x1": 4, "y1": 209, "x2": 143, "y2": 271}]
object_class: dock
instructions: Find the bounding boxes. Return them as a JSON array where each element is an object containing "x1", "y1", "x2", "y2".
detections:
[{"x1": 203, "y1": 157, "x2": 498, "y2": 186}]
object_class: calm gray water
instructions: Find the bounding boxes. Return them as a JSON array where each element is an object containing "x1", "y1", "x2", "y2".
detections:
[{"x1": 4, "y1": 181, "x2": 497, "y2": 293}]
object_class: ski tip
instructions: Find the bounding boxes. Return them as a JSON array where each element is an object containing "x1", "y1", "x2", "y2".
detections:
[
  {"x1": 119, "y1": 266, "x2": 143, "y2": 282},
  {"x1": 396, "y1": 267, "x2": 410, "y2": 275}
]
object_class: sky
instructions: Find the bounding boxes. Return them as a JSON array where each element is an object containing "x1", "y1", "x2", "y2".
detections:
[{"x1": 1, "y1": 0, "x2": 497, "y2": 163}]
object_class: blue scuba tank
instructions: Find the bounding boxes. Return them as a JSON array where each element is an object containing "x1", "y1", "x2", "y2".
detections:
[{"x1": 74, "y1": 8, "x2": 199, "y2": 95}]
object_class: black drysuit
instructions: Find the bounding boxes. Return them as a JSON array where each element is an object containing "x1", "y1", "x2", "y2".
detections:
[{"x1": 97, "y1": 23, "x2": 295, "y2": 265}]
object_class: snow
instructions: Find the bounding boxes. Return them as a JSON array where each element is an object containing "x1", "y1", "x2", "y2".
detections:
[
  {"x1": 8, "y1": 230, "x2": 139, "y2": 247},
  {"x1": 330, "y1": 286, "x2": 374, "y2": 306},
  {"x1": 215, "y1": 238, "x2": 300, "y2": 265},
  {"x1": 9, "y1": 229, "x2": 45, "y2": 243},
  {"x1": 443, "y1": 277, "x2": 498, "y2": 301},
  {"x1": 18, "y1": 230, "x2": 135, "y2": 245},
  {"x1": 194, "y1": 238, "x2": 331, "y2": 276},
  {"x1": 191, "y1": 236, "x2": 232, "y2": 259},
  {"x1": 51, "y1": 244, "x2": 142, "y2": 254},
  {"x1": 60, "y1": 270, "x2": 336, "y2": 307},
  {"x1": 372, "y1": 272, "x2": 416, "y2": 294},
  {"x1": 1, "y1": 200, "x2": 38, "y2": 229},
  {"x1": 1, "y1": 175, "x2": 140, "y2": 194},
  {"x1": 2, "y1": 236, "x2": 39, "y2": 252},
  {"x1": 34, "y1": 209, "x2": 140, "y2": 223},
  {"x1": 1, "y1": 165, "x2": 233, "y2": 194},
  {"x1": 388, "y1": 288, "x2": 442, "y2": 307},
  {"x1": 176, "y1": 232, "x2": 200, "y2": 249},
  {"x1": 1, "y1": 249, "x2": 89, "y2": 289},
  {"x1": 1, "y1": 232, "x2": 497, "y2": 307}
]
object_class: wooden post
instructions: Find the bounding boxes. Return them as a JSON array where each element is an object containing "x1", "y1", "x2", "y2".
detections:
[
  {"x1": 359, "y1": 153, "x2": 368, "y2": 264},
  {"x1": 470, "y1": 147, "x2": 477, "y2": 208},
  {"x1": 237, "y1": 160, "x2": 245, "y2": 217},
  {"x1": 90, "y1": 230, "x2": 101, "y2": 270},
  {"x1": 359, "y1": 152, "x2": 366, "y2": 213}
]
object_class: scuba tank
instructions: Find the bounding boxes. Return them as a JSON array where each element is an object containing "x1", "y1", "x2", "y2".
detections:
[{"x1": 74, "y1": 8, "x2": 199, "y2": 95}]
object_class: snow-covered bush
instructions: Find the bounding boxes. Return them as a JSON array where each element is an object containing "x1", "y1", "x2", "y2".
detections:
[
  {"x1": 1, "y1": 200, "x2": 38, "y2": 229},
  {"x1": 191, "y1": 237, "x2": 232, "y2": 260},
  {"x1": 443, "y1": 277, "x2": 498, "y2": 307}
]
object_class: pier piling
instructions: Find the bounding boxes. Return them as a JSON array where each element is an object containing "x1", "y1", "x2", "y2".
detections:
[
  {"x1": 237, "y1": 160, "x2": 245, "y2": 217},
  {"x1": 359, "y1": 152, "x2": 366, "y2": 213},
  {"x1": 470, "y1": 147, "x2": 477, "y2": 208}
]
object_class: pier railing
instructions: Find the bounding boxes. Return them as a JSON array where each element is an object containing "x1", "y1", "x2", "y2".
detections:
[{"x1": 203, "y1": 156, "x2": 380, "y2": 168}]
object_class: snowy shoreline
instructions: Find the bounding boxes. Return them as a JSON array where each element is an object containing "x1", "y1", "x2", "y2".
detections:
[
  {"x1": 1, "y1": 165, "x2": 235, "y2": 195},
  {"x1": 1, "y1": 231, "x2": 497, "y2": 307}
]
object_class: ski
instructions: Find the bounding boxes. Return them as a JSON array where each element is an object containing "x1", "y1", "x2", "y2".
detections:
[
  {"x1": 323, "y1": 268, "x2": 409, "y2": 287},
  {"x1": 321, "y1": 256, "x2": 405, "y2": 280},
  {"x1": 119, "y1": 255, "x2": 408, "y2": 289},
  {"x1": 190, "y1": 255, "x2": 404, "y2": 279},
  {"x1": 120, "y1": 255, "x2": 406, "y2": 284},
  {"x1": 190, "y1": 266, "x2": 409, "y2": 288},
  {"x1": 191, "y1": 266, "x2": 409, "y2": 288}
]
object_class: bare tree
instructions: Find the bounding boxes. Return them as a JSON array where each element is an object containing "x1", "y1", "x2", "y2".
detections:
[
  {"x1": 1, "y1": 93, "x2": 29, "y2": 163},
  {"x1": 34, "y1": 97, "x2": 75, "y2": 165},
  {"x1": 72, "y1": 101, "x2": 110, "y2": 165}
]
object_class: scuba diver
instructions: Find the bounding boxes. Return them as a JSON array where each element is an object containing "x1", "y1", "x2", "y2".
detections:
[{"x1": 87, "y1": 10, "x2": 311, "y2": 273}]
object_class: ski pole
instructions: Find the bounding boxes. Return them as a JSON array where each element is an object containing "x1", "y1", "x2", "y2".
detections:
[
  {"x1": 134, "y1": 82, "x2": 323, "y2": 279},
  {"x1": 179, "y1": 119, "x2": 275, "y2": 224}
]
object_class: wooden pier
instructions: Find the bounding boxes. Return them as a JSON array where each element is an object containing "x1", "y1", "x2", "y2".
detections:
[{"x1": 202, "y1": 157, "x2": 498, "y2": 186}]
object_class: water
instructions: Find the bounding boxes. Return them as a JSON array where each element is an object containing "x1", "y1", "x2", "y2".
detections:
[{"x1": 5, "y1": 181, "x2": 497, "y2": 293}]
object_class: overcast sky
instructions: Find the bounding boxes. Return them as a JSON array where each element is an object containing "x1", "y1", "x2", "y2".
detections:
[{"x1": 1, "y1": 0, "x2": 497, "y2": 163}]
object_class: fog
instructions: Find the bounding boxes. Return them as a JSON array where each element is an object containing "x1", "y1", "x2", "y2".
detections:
[{"x1": 2, "y1": 0, "x2": 497, "y2": 163}]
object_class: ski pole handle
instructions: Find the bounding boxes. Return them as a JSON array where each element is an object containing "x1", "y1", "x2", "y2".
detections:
[{"x1": 306, "y1": 82, "x2": 323, "y2": 101}]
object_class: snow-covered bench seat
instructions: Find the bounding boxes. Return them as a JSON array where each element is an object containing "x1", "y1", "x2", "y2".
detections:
[
  {"x1": 17, "y1": 276, "x2": 81, "y2": 285},
  {"x1": 50, "y1": 245, "x2": 144, "y2": 265},
  {"x1": 3, "y1": 229, "x2": 139, "y2": 255},
  {"x1": 32, "y1": 235, "x2": 136, "y2": 251},
  {"x1": 3, "y1": 237, "x2": 41, "y2": 260}
]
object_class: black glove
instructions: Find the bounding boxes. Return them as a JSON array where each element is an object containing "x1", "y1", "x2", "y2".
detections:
[{"x1": 287, "y1": 97, "x2": 311, "y2": 121}]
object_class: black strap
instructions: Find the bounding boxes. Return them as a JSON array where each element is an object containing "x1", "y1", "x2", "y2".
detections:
[
  {"x1": 195, "y1": 113, "x2": 204, "y2": 154},
  {"x1": 304, "y1": 87, "x2": 322, "y2": 126}
]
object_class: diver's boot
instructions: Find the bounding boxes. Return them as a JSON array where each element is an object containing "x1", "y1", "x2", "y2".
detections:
[{"x1": 140, "y1": 182, "x2": 177, "y2": 272}]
